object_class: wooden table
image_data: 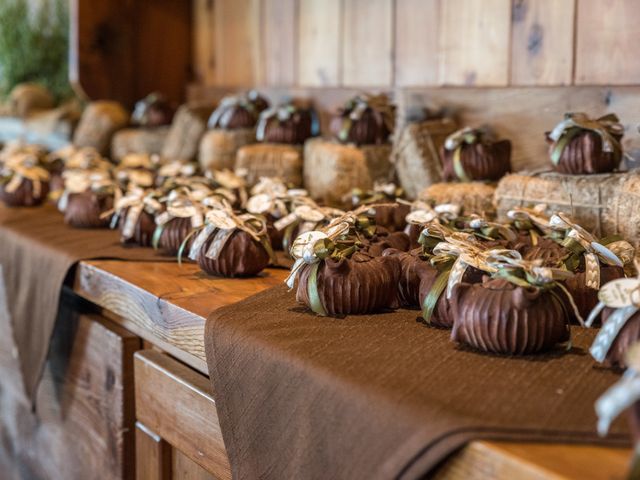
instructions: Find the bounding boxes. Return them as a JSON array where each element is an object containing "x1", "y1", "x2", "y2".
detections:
[{"x1": 68, "y1": 259, "x2": 633, "y2": 480}]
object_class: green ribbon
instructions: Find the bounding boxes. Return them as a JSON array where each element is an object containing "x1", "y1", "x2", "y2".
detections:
[
  {"x1": 452, "y1": 147, "x2": 471, "y2": 182},
  {"x1": 307, "y1": 262, "x2": 326, "y2": 316},
  {"x1": 421, "y1": 267, "x2": 452, "y2": 324},
  {"x1": 151, "y1": 224, "x2": 165, "y2": 250},
  {"x1": 177, "y1": 226, "x2": 203, "y2": 265}
]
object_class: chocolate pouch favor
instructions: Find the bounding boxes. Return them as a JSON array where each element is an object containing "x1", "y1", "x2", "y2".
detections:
[
  {"x1": 547, "y1": 113, "x2": 624, "y2": 174},
  {"x1": 0, "y1": 152, "x2": 50, "y2": 207},
  {"x1": 441, "y1": 127, "x2": 511, "y2": 182},
  {"x1": 329, "y1": 93, "x2": 395, "y2": 146}
]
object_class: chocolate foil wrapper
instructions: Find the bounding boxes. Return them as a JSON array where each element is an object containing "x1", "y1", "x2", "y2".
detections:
[
  {"x1": 159, "y1": 217, "x2": 194, "y2": 255},
  {"x1": 296, "y1": 252, "x2": 401, "y2": 316},
  {"x1": 367, "y1": 230, "x2": 411, "y2": 257},
  {"x1": 383, "y1": 248, "x2": 433, "y2": 307},
  {"x1": 373, "y1": 204, "x2": 410, "y2": 233},
  {"x1": 197, "y1": 230, "x2": 270, "y2": 277},
  {"x1": 210, "y1": 106, "x2": 258, "y2": 130},
  {"x1": 549, "y1": 131, "x2": 622, "y2": 175},
  {"x1": 521, "y1": 238, "x2": 568, "y2": 266},
  {"x1": 261, "y1": 110, "x2": 315, "y2": 145},
  {"x1": 600, "y1": 307, "x2": 640, "y2": 368},
  {"x1": 64, "y1": 191, "x2": 114, "y2": 228},
  {"x1": 118, "y1": 208, "x2": 157, "y2": 247},
  {"x1": 442, "y1": 140, "x2": 512, "y2": 182},
  {"x1": 0, "y1": 178, "x2": 49, "y2": 207},
  {"x1": 565, "y1": 265, "x2": 624, "y2": 322},
  {"x1": 329, "y1": 109, "x2": 391, "y2": 146},
  {"x1": 451, "y1": 278, "x2": 570, "y2": 355}
]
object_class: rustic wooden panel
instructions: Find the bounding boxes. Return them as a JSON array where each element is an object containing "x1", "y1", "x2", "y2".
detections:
[
  {"x1": 435, "y1": 440, "x2": 630, "y2": 480},
  {"x1": 263, "y1": 0, "x2": 297, "y2": 86},
  {"x1": 214, "y1": 0, "x2": 262, "y2": 86},
  {"x1": 394, "y1": 0, "x2": 440, "y2": 86},
  {"x1": 134, "y1": 350, "x2": 231, "y2": 479},
  {"x1": 297, "y1": 0, "x2": 342, "y2": 86},
  {"x1": 342, "y1": 0, "x2": 393, "y2": 86},
  {"x1": 172, "y1": 450, "x2": 216, "y2": 480},
  {"x1": 74, "y1": 261, "x2": 288, "y2": 373},
  {"x1": 510, "y1": 0, "x2": 575, "y2": 85},
  {"x1": 575, "y1": 0, "x2": 640, "y2": 85},
  {"x1": 136, "y1": 422, "x2": 172, "y2": 480},
  {"x1": 438, "y1": 0, "x2": 511, "y2": 86},
  {"x1": 398, "y1": 86, "x2": 640, "y2": 171},
  {"x1": 0, "y1": 304, "x2": 140, "y2": 480},
  {"x1": 192, "y1": 0, "x2": 216, "y2": 85}
]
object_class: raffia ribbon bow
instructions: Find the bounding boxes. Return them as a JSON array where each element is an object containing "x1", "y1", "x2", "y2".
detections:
[
  {"x1": 2, "y1": 153, "x2": 50, "y2": 197},
  {"x1": 405, "y1": 201, "x2": 460, "y2": 225},
  {"x1": 187, "y1": 204, "x2": 273, "y2": 263},
  {"x1": 549, "y1": 112, "x2": 623, "y2": 165},
  {"x1": 549, "y1": 212, "x2": 630, "y2": 289},
  {"x1": 58, "y1": 170, "x2": 119, "y2": 212},
  {"x1": 105, "y1": 188, "x2": 163, "y2": 240}
]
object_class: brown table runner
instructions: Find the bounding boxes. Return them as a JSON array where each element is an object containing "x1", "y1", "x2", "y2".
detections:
[
  {"x1": 0, "y1": 203, "x2": 172, "y2": 404},
  {"x1": 205, "y1": 285, "x2": 630, "y2": 480}
]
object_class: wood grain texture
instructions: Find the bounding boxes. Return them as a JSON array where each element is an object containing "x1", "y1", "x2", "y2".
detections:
[
  {"x1": 510, "y1": 0, "x2": 575, "y2": 86},
  {"x1": 342, "y1": 0, "x2": 394, "y2": 86},
  {"x1": 134, "y1": 350, "x2": 231, "y2": 480},
  {"x1": 394, "y1": 0, "x2": 440, "y2": 86},
  {"x1": 172, "y1": 450, "x2": 216, "y2": 480},
  {"x1": 74, "y1": 261, "x2": 288, "y2": 373},
  {"x1": 435, "y1": 441, "x2": 631, "y2": 480},
  {"x1": 214, "y1": 0, "x2": 262, "y2": 86},
  {"x1": 0, "y1": 307, "x2": 140, "y2": 480},
  {"x1": 136, "y1": 422, "x2": 172, "y2": 480},
  {"x1": 439, "y1": 0, "x2": 512, "y2": 86},
  {"x1": 263, "y1": 0, "x2": 297, "y2": 86},
  {"x1": 192, "y1": 0, "x2": 216, "y2": 85},
  {"x1": 575, "y1": 0, "x2": 640, "y2": 85},
  {"x1": 298, "y1": 0, "x2": 342, "y2": 86}
]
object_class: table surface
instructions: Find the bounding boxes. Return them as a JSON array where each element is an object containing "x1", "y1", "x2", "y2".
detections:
[{"x1": 74, "y1": 259, "x2": 633, "y2": 480}]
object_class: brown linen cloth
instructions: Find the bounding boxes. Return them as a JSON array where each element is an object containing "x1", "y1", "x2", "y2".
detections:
[
  {"x1": 0, "y1": 203, "x2": 172, "y2": 403},
  {"x1": 205, "y1": 285, "x2": 630, "y2": 480}
]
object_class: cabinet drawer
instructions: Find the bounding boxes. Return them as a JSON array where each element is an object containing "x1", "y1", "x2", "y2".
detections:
[{"x1": 134, "y1": 350, "x2": 231, "y2": 479}]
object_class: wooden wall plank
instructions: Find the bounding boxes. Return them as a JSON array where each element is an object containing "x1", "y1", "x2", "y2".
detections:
[
  {"x1": 395, "y1": 0, "x2": 440, "y2": 87},
  {"x1": 214, "y1": 0, "x2": 262, "y2": 86},
  {"x1": 575, "y1": 0, "x2": 640, "y2": 85},
  {"x1": 263, "y1": 0, "x2": 297, "y2": 86},
  {"x1": 136, "y1": 422, "x2": 172, "y2": 480},
  {"x1": 193, "y1": 0, "x2": 216, "y2": 85},
  {"x1": 438, "y1": 0, "x2": 511, "y2": 86},
  {"x1": 342, "y1": 0, "x2": 394, "y2": 86},
  {"x1": 298, "y1": 0, "x2": 342, "y2": 86},
  {"x1": 510, "y1": 0, "x2": 575, "y2": 85}
]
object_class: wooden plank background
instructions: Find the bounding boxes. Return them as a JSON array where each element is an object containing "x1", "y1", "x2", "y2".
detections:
[{"x1": 194, "y1": 0, "x2": 640, "y2": 89}]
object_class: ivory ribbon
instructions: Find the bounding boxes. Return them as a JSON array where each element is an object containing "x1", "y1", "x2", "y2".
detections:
[{"x1": 2, "y1": 153, "x2": 50, "y2": 198}]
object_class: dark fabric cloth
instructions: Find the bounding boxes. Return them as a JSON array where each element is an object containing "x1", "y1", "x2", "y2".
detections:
[
  {"x1": 0, "y1": 203, "x2": 171, "y2": 403},
  {"x1": 205, "y1": 285, "x2": 630, "y2": 480}
]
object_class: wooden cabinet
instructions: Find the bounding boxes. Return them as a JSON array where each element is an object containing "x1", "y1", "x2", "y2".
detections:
[{"x1": 134, "y1": 350, "x2": 231, "y2": 480}]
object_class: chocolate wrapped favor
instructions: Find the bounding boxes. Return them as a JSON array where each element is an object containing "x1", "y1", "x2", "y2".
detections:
[
  {"x1": 108, "y1": 188, "x2": 164, "y2": 246},
  {"x1": 287, "y1": 211, "x2": 401, "y2": 316},
  {"x1": 58, "y1": 170, "x2": 118, "y2": 228},
  {"x1": 441, "y1": 127, "x2": 512, "y2": 182},
  {"x1": 451, "y1": 253, "x2": 573, "y2": 355},
  {"x1": 0, "y1": 152, "x2": 50, "y2": 207},
  {"x1": 131, "y1": 92, "x2": 176, "y2": 127},
  {"x1": 186, "y1": 205, "x2": 275, "y2": 277},
  {"x1": 329, "y1": 94, "x2": 395, "y2": 146},
  {"x1": 256, "y1": 102, "x2": 318, "y2": 145},
  {"x1": 549, "y1": 212, "x2": 633, "y2": 321},
  {"x1": 199, "y1": 91, "x2": 270, "y2": 171},
  {"x1": 348, "y1": 183, "x2": 409, "y2": 232},
  {"x1": 547, "y1": 113, "x2": 624, "y2": 174}
]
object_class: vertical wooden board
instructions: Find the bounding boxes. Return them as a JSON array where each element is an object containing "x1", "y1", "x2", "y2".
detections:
[
  {"x1": 439, "y1": 0, "x2": 511, "y2": 86},
  {"x1": 136, "y1": 422, "x2": 172, "y2": 480},
  {"x1": 172, "y1": 450, "x2": 217, "y2": 480},
  {"x1": 298, "y1": 0, "x2": 341, "y2": 86},
  {"x1": 214, "y1": 0, "x2": 262, "y2": 86},
  {"x1": 263, "y1": 0, "x2": 297, "y2": 86},
  {"x1": 395, "y1": 0, "x2": 440, "y2": 86},
  {"x1": 342, "y1": 0, "x2": 393, "y2": 86},
  {"x1": 193, "y1": 0, "x2": 216, "y2": 86},
  {"x1": 575, "y1": 0, "x2": 640, "y2": 85},
  {"x1": 510, "y1": 0, "x2": 575, "y2": 85}
]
